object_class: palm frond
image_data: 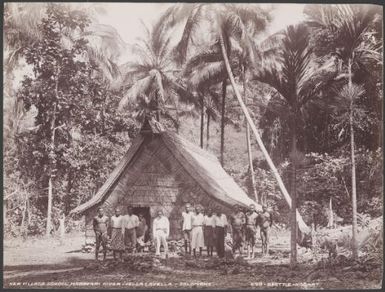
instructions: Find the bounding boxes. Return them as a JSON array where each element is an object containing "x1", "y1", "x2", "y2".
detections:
[
  {"x1": 150, "y1": 69, "x2": 165, "y2": 102},
  {"x1": 173, "y1": 4, "x2": 205, "y2": 65},
  {"x1": 188, "y1": 61, "x2": 227, "y2": 89},
  {"x1": 118, "y1": 75, "x2": 154, "y2": 111},
  {"x1": 162, "y1": 74, "x2": 197, "y2": 106},
  {"x1": 183, "y1": 43, "x2": 221, "y2": 76},
  {"x1": 338, "y1": 83, "x2": 365, "y2": 103}
]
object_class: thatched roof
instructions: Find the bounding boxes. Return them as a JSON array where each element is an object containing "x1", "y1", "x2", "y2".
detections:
[{"x1": 70, "y1": 119, "x2": 260, "y2": 215}]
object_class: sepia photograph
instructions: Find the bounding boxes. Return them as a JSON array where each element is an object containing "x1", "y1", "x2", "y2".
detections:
[{"x1": 3, "y1": 2, "x2": 383, "y2": 290}]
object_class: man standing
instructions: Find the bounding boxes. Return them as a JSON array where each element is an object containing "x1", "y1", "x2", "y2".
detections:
[
  {"x1": 153, "y1": 209, "x2": 170, "y2": 258},
  {"x1": 245, "y1": 204, "x2": 258, "y2": 259},
  {"x1": 110, "y1": 207, "x2": 125, "y2": 262},
  {"x1": 93, "y1": 207, "x2": 109, "y2": 261},
  {"x1": 136, "y1": 214, "x2": 148, "y2": 252},
  {"x1": 191, "y1": 206, "x2": 205, "y2": 257},
  {"x1": 214, "y1": 209, "x2": 228, "y2": 258},
  {"x1": 181, "y1": 203, "x2": 193, "y2": 255},
  {"x1": 258, "y1": 204, "x2": 273, "y2": 256},
  {"x1": 122, "y1": 206, "x2": 139, "y2": 254},
  {"x1": 230, "y1": 205, "x2": 246, "y2": 256}
]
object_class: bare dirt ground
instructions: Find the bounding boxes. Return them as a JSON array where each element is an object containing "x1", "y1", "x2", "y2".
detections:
[{"x1": 3, "y1": 230, "x2": 382, "y2": 289}]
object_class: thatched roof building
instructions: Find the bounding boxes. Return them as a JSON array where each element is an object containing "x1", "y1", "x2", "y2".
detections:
[{"x1": 71, "y1": 117, "x2": 260, "y2": 241}]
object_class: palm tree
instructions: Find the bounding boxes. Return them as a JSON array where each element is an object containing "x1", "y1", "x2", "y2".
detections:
[
  {"x1": 161, "y1": 3, "x2": 271, "y2": 166},
  {"x1": 117, "y1": 19, "x2": 196, "y2": 128},
  {"x1": 185, "y1": 59, "x2": 221, "y2": 148},
  {"x1": 163, "y1": 3, "x2": 312, "y2": 239},
  {"x1": 254, "y1": 23, "x2": 341, "y2": 266},
  {"x1": 306, "y1": 4, "x2": 382, "y2": 259}
]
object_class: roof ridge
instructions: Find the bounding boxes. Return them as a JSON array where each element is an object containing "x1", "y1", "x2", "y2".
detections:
[{"x1": 162, "y1": 132, "x2": 219, "y2": 163}]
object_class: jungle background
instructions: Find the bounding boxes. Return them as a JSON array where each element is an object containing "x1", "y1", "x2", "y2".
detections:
[{"x1": 3, "y1": 3, "x2": 383, "y2": 289}]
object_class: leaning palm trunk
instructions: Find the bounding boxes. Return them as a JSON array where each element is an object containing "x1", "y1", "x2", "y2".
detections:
[
  {"x1": 349, "y1": 58, "x2": 358, "y2": 260},
  {"x1": 242, "y1": 65, "x2": 258, "y2": 202},
  {"x1": 220, "y1": 80, "x2": 226, "y2": 165},
  {"x1": 200, "y1": 93, "x2": 204, "y2": 149},
  {"x1": 218, "y1": 32, "x2": 310, "y2": 234}
]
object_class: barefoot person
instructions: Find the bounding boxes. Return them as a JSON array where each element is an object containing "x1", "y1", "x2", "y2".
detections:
[
  {"x1": 204, "y1": 208, "x2": 215, "y2": 257},
  {"x1": 258, "y1": 204, "x2": 273, "y2": 256},
  {"x1": 123, "y1": 206, "x2": 139, "y2": 254},
  {"x1": 153, "y1": 209, "x2": 169, "y2": 257},
  {"x1": 93, "y1": 207, "x2": 109, "y2": 261},
  {"x1": 110, "y1": 207, "x2": 125, "y2": 262},
  {"x1": 136, "y1": 214, "x2": 148, "y2": 252},
  {"x1": 214, "y1": 209, "x2": 228, "y2": 258},
  {"x1": 245, "y1": 204, "x2": 258, "y2": 259},
  {"x1": 230, "y1": 205, "x2": 245, "y2": 256},
  {"x1": 191, "y1": 206, "x2": 205, "y2": 257},
  {"x1": 181, "y1": 203, "x2": 193, "y2": 255}
]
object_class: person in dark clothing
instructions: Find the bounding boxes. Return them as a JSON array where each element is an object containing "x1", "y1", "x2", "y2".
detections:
[
  {"x1": 257, "y1": 204, "x2": 273, "y2": 256},
  {"x1": 93, "y1": 207, "x2": 109, "y2": 261},
  {"x1": 214, "y1": 209, "x2": 228, "y2": 258}
]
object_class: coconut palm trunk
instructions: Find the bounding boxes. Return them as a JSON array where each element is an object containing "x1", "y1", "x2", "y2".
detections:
[
  {"x1": 200, "y1": 93, "x2": 204, "y2": 149},
  {"x1": 290, "y1": 123, "x2": 298, "y2": 267},
  {"x1": 242, "y1": 65, "x2": 258, "y2": 202},
  {"x1": 348, "y1": 58, "x2": 358, "y2": 260},
  {"x1": 206, "y1": 111, "x2": 210, "y2": 149},
  {"x1": 220, "y1": 80, "x2": 226, "y2": 165},
  {"x1": 218, "y1": 32, "x2": 310, "y2": 233}
]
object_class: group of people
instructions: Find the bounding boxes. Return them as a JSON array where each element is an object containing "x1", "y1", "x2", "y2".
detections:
[
  {"x1": 181, "y1": 203, "x2": 273, "y2": 259},
  {"x1": 93, "y1": 203, "x2": 272, "y2": 261},
  {"x1": 92, "y1": 206, "x2": 148, "y2": 261}
]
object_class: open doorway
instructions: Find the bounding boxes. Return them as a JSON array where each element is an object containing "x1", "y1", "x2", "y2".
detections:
[{"x1": 133, "y1": 206, "x2": 151, "y2": 242}]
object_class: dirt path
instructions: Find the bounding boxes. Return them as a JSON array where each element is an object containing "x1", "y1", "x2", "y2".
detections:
[{"x1": 3, "y1": 231, "x2": 382, "y2": 289}]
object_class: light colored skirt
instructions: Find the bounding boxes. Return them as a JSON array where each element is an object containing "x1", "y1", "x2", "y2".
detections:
[{"x1": 191, "y1": 226, "x2": 205, "y2": 249}]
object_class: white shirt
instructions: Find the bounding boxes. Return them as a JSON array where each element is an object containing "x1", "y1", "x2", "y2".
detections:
[
  {"x1": 214, "y1": 214, "x2": 228, "y2": 227},
  {"x1": 122, "y1": 214, "x2": 139, "y2": 229},
  {"x1": 182, "y1": 211, "x2": 193, "y2": 230},
  {"x1": 204, "y1": 215, "x2": 216, "y2": 227},
  {"x1": 192, "y1": 213, "x2": 204, "y2": 227},
  {"x1": 110, "y1": 215, "x2": 124, "y2": 228},
  {"x1": 153, "y1": 216, "x2": 170, "y2": 237}
]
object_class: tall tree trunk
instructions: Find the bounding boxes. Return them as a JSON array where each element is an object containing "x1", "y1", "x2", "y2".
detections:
[
  {"x1": 47, "y1": 65, "x2": 60, "y2": 237},
  {"x1": 206, "y1": 111, "x2": 210, "y2": 149},
  {"x1": 200, "y1": 93, "x2": 204, "y2": 149},
  {"x1": 156, "y1": 93, "x2": 160, "y2": 122},
  {"x1": 46, "y1": 109, "x2": 56, "y2": 237},
  {"x1": 220, "y1": 80, "x2": 226, "y2": 165},
  {"x1": 290, "y1": 126, "x2": 298, "y2": 268},
  {"x1": 349, "y1": 58, "x2": 358, "y2": 260},
  {"x1": 328, "y1": 197, "x2": 334, "y2": 228},
  {"x1": 218, "y1": 32, "x2": 310, "y2": 234},
  {"x1": 242, "y1": 64, "x2": 258, "y2": 202}
]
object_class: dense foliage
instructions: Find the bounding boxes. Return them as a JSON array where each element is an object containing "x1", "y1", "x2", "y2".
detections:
[
  {"x1": 4, "y1": 4, "x2": 138, "y2": 237},
  {"x1": 3, "y1": 3, "x2": 382, "y2": 238}
]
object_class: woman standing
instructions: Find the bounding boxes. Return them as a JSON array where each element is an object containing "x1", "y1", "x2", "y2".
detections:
[
  {"x1": 191, "y1": 206, "x2": 205, "y2": 257},
  {"x1": 110, "y1": 207, "x2": 125, "y2": 262}
]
